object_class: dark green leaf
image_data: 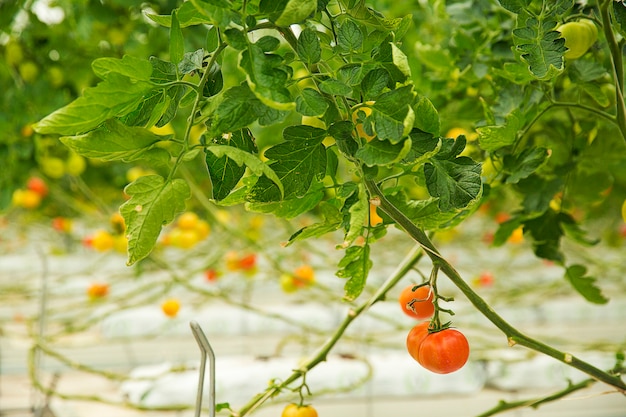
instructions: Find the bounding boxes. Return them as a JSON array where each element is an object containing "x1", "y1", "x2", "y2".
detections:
[
  {"x1": 239, "y1": 44, "x2": 294, "y2": 110},
  {"x1": 246, "y1": 181, "x2": 325, "y2": 218},
  {"x1": 504, "y1": 147, "x2": 549, "y2": 184},
  {"x1": 614, "y1": 1, "x2": 626, "y2": 37},
  {"x1": 296, "y1": 28, "x2": 321, "y2": 64},
  {"x1": 319, "y1": 78, "x2": 353, "y2": 96},
  {"x1": 371, "y1": 85, "x2": 416, "y2": 143},
  {"x1": 565, "y1": 265, "x2": 608, "y2": 304},
  {"x1": 295, "y1": 88, "x2": 328, "y2": 116},
  {"x1": 514, "y1": 17, "x2": 565, "y2": 79},
  {"x1": 518, "y1": 175, "x2": 563, "y2": 213},
  {"x1": 287, "y1": 201, "x2": 342, "y2": 244},
  {"x1": 207, "y1": 84, "x2": 273, "y2": 136},
  {"x1": 424, "y1": 156, "x2": 482, "y2": 211},
  {"x1": 120, "y1": 175, "x2": 191, "y2": 265},
  {"x1": 224, "y1": 28, "x2": 247, "y2": 50},
  {"x1": 205, "y1": 128, "x2": 257, "y2": 200},
  {"x1": 329, "y1": 121, "x2": 359, "y2": 158},
  {"x1": 401, "y1": 130, "x2": 441, "y2": 165},
  {"x1": 497, "y1": 0, "x2": 531, "y2": 14},
  {"x1": 338, "y1": 19, "x2": 363, "y2": 51},
  {"x1": 256, "y1": 35, "x2": 281, "y2": 52},
  {"x1": 361, "y1": 68, "x2": 390, "y2": 100},
  {"x1": 247, "y1": 125, "x2": 327, "y2": 202},
  {"x1": 356, "y1": 137, "x2": 412, "y2": 166}
]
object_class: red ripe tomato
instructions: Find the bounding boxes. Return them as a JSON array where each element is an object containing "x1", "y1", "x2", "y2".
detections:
[
  {"x1": 398, "y1": 284, "x2": 434, "y2": 319},
  {"x1": 418, "y1": 328, "x2": 470, "y2": 374},
  {"x1": 406, "y1": 321, "x2": 431, "y2": 362},
  {"x1": 281, "y1": 403, "x2": 318, "y2": 417},
  {"x1": 27, "y1": 177, "x2": 48, "y2": 197}
]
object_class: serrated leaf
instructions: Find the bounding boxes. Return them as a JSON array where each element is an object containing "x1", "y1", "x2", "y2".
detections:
[
  {"x1": 92, "y1": 56, "x2": 153, "y2": 81},
  {"x1": 413, "y1": 96, "x2": 439, "y2": 136},
  {"x1": 329, "y1": 121, "x2": 359, "y2": 158},
  {"x1": 344, "y1": 183, "x2": 368, "y2": 245},
  {"x1": 401, "y1": 130, "x2": 441, "y2": 166},
  {"x1": 424, "y1": 156, "x2": 482, "y2": 211},
  {"x1": 59, "y1": 119, "x2": 168, "y2": 163},
  {"x1": 205, "y1": 145, "x2": 284, "y2": 197},
  {"x1": 514, "y1": 17, "x2": 566, "y2": 80},
  {"x1": 319, "y1": 78, "x2": 352, "y2": 96},
  {"x1": 371, "y1": 86, "x2": 416, "y2": 143},
  {"x1": 287, "y1": 201, "x2": 342, "y2": 245},
  {"x1": 356, "y1": 137, "x2": 412, "y2": 166},
  {"x1": 34, "y1": 74, "x2": 153, "y2": 135},
  {"x1": 246, "y1": 181, "x2": 325, "y2": 218},
  {"x1": 146, "y1": 1, "x2": 214, "y2": 27},
  {"x1": 565, "y1": 265, "x2": 608, "y2": 304},
  {"x1": 336, "y1": 244, "x2": 372, "y2": 301},
  {"x1": 120, "y1": 175, "x2": 191, "y2": 265},
  {"x1": 178, "y1": 49, "x2": 205, "y2": 74},
  {"x1": 361, "y1": 68, "x2": 391, "y2": 100},
  {"x1": 246, "y1": 125, "x2": 326, "y2": 202},
  {"x1": 170, "y1": 10, "x2": 185, "y2": 66},
  {"x1": 477, "y1": 111, "x2": 522, "y2": 152},
  {"x1": 504, "y1": 147, "x2": 549, "y2": 184},
  {"x1": 207, "y1": 84, "x2": 272, "y2": 136},
  {"x1": 338, "y1": 19, "x2": 363, "y2": 51},
  {"x1": 295, "y1": 88, "x2": 328, "y2": 116},
  {"x1": 496, "y1": 0, "x2": 531, "y2": 14},
  {"x1": 263, "y1": 0, "x2": 316, "y2": 26},
  {"x1": 205, "y1": 129, "x2": 257, "y2": 200},
  {"x1": 239, "y1": 44, "x2": 294, "y2": 111},
  {"x1": 296, "y1": 28, "x2": 321, "y2": 64}
]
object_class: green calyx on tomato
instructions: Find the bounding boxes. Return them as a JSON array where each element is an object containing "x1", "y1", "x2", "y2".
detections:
[{"x1": 557, "y1": 19, "x2": 598, "y2": 60}]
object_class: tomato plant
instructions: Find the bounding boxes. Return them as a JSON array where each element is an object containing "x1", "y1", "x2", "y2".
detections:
[
  {"x1": 3, "y1": 0, "x2": 626, "y2": 415},
  {"x1": 281, "y1": 403, "x2": 318, "y2": 417},
  {"x1": 417, "y1": 328, "x2": 470, "y2": 375},
  {"x1": 398, "y1": 284, "x2": 435, "y2": 320}
]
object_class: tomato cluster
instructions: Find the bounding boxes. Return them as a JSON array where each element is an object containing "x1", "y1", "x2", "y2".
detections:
[{"x1": 399, "y1": 284, "x2": 470, "y2": 374}]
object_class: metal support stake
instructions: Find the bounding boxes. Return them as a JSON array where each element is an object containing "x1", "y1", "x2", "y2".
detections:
[{"x1": 190, "y1": 321, "x2": 216, "y2": 417}]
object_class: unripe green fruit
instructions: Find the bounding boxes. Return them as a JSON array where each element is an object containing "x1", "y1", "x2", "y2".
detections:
[{"x1": 557, "y1": 19, "x2": 598, "y2": 60}]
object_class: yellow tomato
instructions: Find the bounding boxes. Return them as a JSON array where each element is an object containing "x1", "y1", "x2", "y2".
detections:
[
  {"x1": 12, "y1": 189, "x2": 42, "y2": 209},
  {"x1": 91, "y1": 230, "x2": 115, "y2": 252},
  {"x1": 177, "y1": 212, "x2": 199, "y2": 230},
  {"x1": 281, "y1": 404, "x2": 318, "y2": 417},
  {"x1": 621, "y1": 199, "x2": 626, "y2": 223},
  {"x1": 161, "y1": 299, "x2": 181, "y2": 318},
  {"x1": 40, "y1": 157, "x2": 66, "y2": 179},
  {"x1": 65, "y1": 152, "x2": 87, "y2": 176},
  {"x1": 369, "y1": 203, "x2": 383, "y2": 227}
]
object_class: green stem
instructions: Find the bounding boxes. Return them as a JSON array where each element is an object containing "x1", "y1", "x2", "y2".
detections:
[
  {"x1": 600, "y1": 0, "x2": 626, "y2": 141},
  {"x1": 364, "y1": 178, "x2": 626, "y2": 392},
  {"x1": 234, "y1": 244, "x2": 424, "y2": 417}
]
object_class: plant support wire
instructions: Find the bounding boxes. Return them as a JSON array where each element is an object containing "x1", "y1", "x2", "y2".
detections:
[{"x1": 190, "y1": 321, "x2": 216, "y2": 417}]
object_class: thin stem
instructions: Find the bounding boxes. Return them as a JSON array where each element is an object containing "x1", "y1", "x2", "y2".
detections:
[
  {"x1": 364, "y1": 178, "x2": 626, "y2": 392},
  {"x1": 234, "y1": 244, "x2": 424, "y2": 417},
  {"x1": 600, "y1": 0, "x2": 626, "y2": 141}
]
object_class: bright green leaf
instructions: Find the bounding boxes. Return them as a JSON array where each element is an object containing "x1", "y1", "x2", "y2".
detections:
[
  {"x1": 371, "y1": 86, "x2": 416, "y2": 143},
  {"x1": 169, "y1": 10, "x2": 185, "y2": 66},
  {"x1": 92, "y1": 56, "x2": 153, "y2": 81},
  {"x1": 296, "y1": 28, "x2": 321, "y2": 64},
  {"x1": 338, "y1": 19, "x2": 363, "y2": 51},
  {"x1": 413, "y1": 96, "x2": 439, "y2": 136},
  {"x1": 295, "y1": 88, "x2": 328, "y2": 117},
  {"x1": 356, "y1": 137, "x2": 412, "y2": 166},
  {"x1": 121, "y1": 175, "x2": 191, "y2": 265},
  {"x1": 336, "y1": 244, "x2": 372, "y2": 301}
]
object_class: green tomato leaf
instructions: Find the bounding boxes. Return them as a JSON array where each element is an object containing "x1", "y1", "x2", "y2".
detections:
[
  {"x1": 34, "y1": 74, "x2": 153, "y2": 135},
  {"x1": 401, "y1": 130, "x2": 441, "y2": 166},
  {"x1": 336, "y1": 244, "x2": 372, "y2": 301},
  {"x1": 565, "y1": 264, "x2": 608, "y2": 304},
  {"x1": 261, "y1": 0, "x2": 316, "y2": 26},
  {"x1": 120, "y1": 175, "x2": 191, "y2": 265},
  {"x1": 146, "y1": 1, "x2": 214, "y2": 27},
  {"x1": 319, "y1": 78, "x2": 353, "y2": 96},
  {"x1": 614, "y1": 1, "x2": 626, "y2": 38},
  {"x1": 329, "y1": 121, "x2": 359, "y2": 158},
  {"x1": 59, "y1": 119, "x2": 169, "y2": 164},
  {"x1": 246, "y1": 125, "x2": 327, "y2": 202},
  {"x1": 338, "y1": 19, "x2": 363, "y2": 52},
  {"x1": 413, "y1": 96, "x2": 440, "y2": 136},
  {"x1": 205, "y1": 128, "x2": 257, "y2": 201},
  {"x1": 296, "y1": 28, "x2": 321, "y2": 64},
  {"x1": 246, "y1": 181, "x2": 325, "y2": 219},
  {"x1": 205, "y1": 145, "x2": 284, "y2": 198},
  {"x1": 343, "y1": 183, "x2": 368, "y2": 245},
  {"x1": 295, "y1": 88, "x2": 328, "y2": 117},
  {"x1": 356, "y1": 137, "x2": 412, "y2": 166},
  {"x1": 424, "y1": 139, "x2": 482, "y2": 211},
  {"x1": 496, "y1": 0, "x2": 531, "y2": 14},
  {"x1": 239, "y1": 44, "x2": 294, "y2": 111},
  {"x1": 287, "y1": 201, "x2": 342, "y2": 245},
  {"x1": 504, "y1": 147, "x2": 550, "y2": 184},
  {"x1": 189, "y1": 0, "x2": 239, "y2": 28},
  {"x1": 361, "y1": 68, "x2": 391, "y2": 101},
  {"x1": 169, "y1": 9, "x2": 185, "y2": 67},
  {"x1": 477, "y1": 110, "x2": 522, "y2": 152},
  {"x1": 513, "y1": 17, "x2": 566, "y2": 80},
  {"x1": 91, "y1": 56, "x2": 153, "y2": 81},
  {"x1": 178, "y1": 49, "x2": 205, "y2": 74},
  {"x1": 371, "y1": 86, "x2": 416, "y2": 143}
]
